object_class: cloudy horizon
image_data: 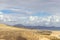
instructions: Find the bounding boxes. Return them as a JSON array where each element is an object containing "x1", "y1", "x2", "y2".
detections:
[{"x1": 0, "y1": 0, "x2": 60, "y2": 27}]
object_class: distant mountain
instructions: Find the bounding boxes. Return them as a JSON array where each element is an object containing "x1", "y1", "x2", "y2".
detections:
[
  {"x1": 13, "y1": 24, "x2": 25, "y2": 27},
  {"x1": 13, "y1": 24, "x2": 60, "y2": 30}
]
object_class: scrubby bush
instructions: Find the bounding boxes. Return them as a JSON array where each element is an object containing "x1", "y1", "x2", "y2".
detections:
[
  {"x1": 49, "y1": 36, "x2": 60, "y2": 40},
  {"x1": 37, "y1": 30, "x2": 52, "y2": 35}
]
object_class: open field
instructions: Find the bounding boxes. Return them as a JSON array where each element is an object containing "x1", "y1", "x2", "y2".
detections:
[{"x1": 0, "y1": 24, "x2": 60, "y2": 40}]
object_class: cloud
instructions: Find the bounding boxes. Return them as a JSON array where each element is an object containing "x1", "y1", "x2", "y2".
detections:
[
  {"x1": 0, "y1": 0, "x2": 60, "y2": 14},
  {"x1": 0, "y1": 12, "x2": 60, "y2": 27},
  {"x1": 0, "y1": 0, "x2": 60, "y2": 26},
  {"x1": 8, "y1": 0, "x2": 60, "y2": 15}
]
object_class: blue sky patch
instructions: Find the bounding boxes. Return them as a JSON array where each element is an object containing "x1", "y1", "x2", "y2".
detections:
[
  {"x1": 32, "y1": 12, "x2": 52, "y2": 17},
  {"x1": 1, "y1": 10, "x2": 15, "y2": 14}
]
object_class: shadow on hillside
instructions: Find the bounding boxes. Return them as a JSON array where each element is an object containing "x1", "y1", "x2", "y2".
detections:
[{"x1": 16, "y1": 36, "x2": 27, "y2": 40}]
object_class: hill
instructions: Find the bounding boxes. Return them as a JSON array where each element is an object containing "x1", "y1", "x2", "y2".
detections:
[{"x1": 0, "y1": 24, "x2": 60, "y2": 40}]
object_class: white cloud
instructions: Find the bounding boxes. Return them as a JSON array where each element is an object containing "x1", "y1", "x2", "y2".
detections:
[
  {"x1": 0, "y1": 12, "x2": 60, "y2": 27},
  {"x1": 0, "y1": 12, "x2": 4, "y2": 20},
  {"x1": 0, "y1": 0, "x2": 60, "y2": 27}
]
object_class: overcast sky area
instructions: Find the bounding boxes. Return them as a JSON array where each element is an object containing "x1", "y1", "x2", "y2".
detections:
[{"x1": 0, "y1": 0, "x2": 60, "y2": 27}]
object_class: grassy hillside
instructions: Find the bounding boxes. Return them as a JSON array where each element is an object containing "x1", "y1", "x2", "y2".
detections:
[{"x1": 0, "y1": 24, "x2": 60, "y2": 40}]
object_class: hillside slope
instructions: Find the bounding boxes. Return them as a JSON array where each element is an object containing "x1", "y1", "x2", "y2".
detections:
[{"x1": 0, "y1": 24, "x2": 60, "y2": 40}]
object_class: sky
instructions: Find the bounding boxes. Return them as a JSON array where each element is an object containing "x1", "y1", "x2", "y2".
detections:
[{"x1": 0, "y1": 0, "x2": 60, "y2": 27}]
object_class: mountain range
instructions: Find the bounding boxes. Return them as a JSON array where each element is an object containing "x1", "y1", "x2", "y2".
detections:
[{"x1": 13, "y1": 24, "x2": 60, "y2": 30}]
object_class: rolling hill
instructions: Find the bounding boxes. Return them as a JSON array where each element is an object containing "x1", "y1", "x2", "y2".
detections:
[{"x1": 0, "y1": 24, "x2": 60, "y2": 40}]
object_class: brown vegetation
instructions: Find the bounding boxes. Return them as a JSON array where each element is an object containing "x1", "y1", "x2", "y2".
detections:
[{"x1": 0, "y1": 24, "x2": 60, "y2": 40}]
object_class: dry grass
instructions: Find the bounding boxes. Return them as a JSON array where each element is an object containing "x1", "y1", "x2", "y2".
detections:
[{"x1": 0, "y1": 24, "x2": 60, "y2": 40}]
